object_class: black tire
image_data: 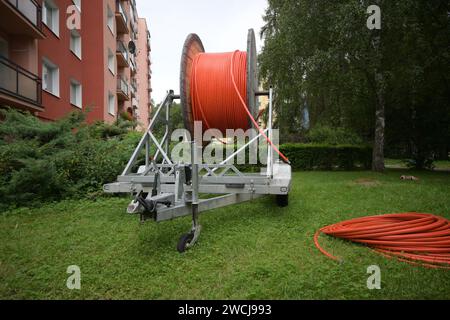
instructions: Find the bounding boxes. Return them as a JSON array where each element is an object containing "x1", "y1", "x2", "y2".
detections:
[
  {"x1": 177, "y1": 232, "x2": 194, "y2": 253},
  {"x1": 276, "y1": 194, "x2": 289, "y2": 207}
]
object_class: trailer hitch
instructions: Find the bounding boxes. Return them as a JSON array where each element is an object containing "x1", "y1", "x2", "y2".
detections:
[{"x1": 127, "y1": 191, "x2": 174, "y2": 222}]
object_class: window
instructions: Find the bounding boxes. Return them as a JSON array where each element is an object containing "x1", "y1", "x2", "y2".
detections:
[
  {"x1": 108, "y1": 49, "x2": 115, "y2": 74},
  {"x1": 108, "y1": 92, "x2": 115, "y2": 115},
  {"x1": 72, "y1": 0, "x2": 81, "y2": 11},
  {"x1": 70, "y1": 30, "x2": 82, "y2": 59},
  {"x1": 42, "y1": 58, "x2": 59, "y2": 97},
  {"x1": 70, "y1": 79, "x2": 82, "y2": 108},
  {"x1": 42, "y1": 0, "x2": 59, "y2": 36},
  {"x1": 107, "y1": 6, "x2": 114, "y2": 34}
]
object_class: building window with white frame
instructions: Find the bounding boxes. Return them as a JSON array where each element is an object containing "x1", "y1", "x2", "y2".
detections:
[
  {"x1": 72, "y1": 0, "x2": 81, "y2": 11},
  {"x1": 70, "y1": 30, "x2": 82, "y2": 59},
  {"x1": 70, "y1": 79, "x2": 82, "y2": 108},
  {"x1": 42, "y1": 0, "x2": 60, "y2": 36},
  {"x1": 107, "y1": 6, "x2": 114, "y2": 34},
  {"x1": 108, "y1": 92, "x2": 115, "y2": 115},
  {"x1": 42, "y1": 58, "x2": 60, "y2": 97},
  {"x1": 108, "y1": 49, "x2": 115, "y2": 74}
]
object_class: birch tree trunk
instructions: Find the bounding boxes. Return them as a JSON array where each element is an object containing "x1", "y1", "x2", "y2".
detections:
[
  {"x1": 371, "y1": 14, "x2": 385, "y2": 172},
  {"x1": 372, "y1": 72, "x2": 385, "y2": 172}
]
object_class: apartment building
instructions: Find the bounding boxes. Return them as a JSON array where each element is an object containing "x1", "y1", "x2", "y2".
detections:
[
  {"x1": 0, "y1": 0, "x2": 45, "y2": 113},
  {"x1": 0, "y1": 0, "x2": 152, "y2": 128},
  {"x1": 136, "y1": 17, "x2": 152, "y2": 131}
]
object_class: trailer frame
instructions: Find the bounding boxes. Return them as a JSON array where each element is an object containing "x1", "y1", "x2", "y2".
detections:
[{"x1": 103, "y1": 88, "x2": 292, "y2": 252}]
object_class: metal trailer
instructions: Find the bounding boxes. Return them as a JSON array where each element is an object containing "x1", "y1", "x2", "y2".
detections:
[{"x1": 103, "y1": 30, "x2": 292, "y2": 252}]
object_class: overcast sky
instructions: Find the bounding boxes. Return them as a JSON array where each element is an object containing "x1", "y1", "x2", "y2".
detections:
[{"x1": 136, "y1": 0, "x2": 268, "y2": 103}]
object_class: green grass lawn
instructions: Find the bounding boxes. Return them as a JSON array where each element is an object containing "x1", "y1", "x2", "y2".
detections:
[
  {"x1": 434, "y1": 160, "x2": 450, "y2": 170},
  {"x1": 1, "y1": 170, "x2": 450, "y2": 300},
  {"x1": 385, "y1": 159, "x2": 450, "y2": 171}
]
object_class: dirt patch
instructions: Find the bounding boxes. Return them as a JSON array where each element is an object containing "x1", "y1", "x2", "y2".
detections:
[{"x1": 352, "y1": 178, "x2": 381, "y2": 187}]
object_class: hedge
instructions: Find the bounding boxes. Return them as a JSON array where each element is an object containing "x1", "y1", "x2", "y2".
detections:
[
  {"x1": 198, "y1": 143, "x2": 372, "y2": 172},
  {"x1": 279, "y1": 143, "x2": 373, "y2": 171}
]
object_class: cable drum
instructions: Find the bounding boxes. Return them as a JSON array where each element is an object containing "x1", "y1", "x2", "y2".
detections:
[
  {"x1": 180, "y1": 29, "x2": 290, "y2": 163},
  {"x1": 180, "y1": 29, "x2": 259, "y2": 136},
  {"x1": 191, "y1": 51, "x2": 249, "y2": 133}
]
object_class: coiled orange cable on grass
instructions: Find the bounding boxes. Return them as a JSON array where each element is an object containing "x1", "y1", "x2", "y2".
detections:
[
  {"x1": 190, "y1": 50, "x2": 289, "y2": 164},
  {"x1": 314, "y1": 213, "x2": 450, "y2": 269}
]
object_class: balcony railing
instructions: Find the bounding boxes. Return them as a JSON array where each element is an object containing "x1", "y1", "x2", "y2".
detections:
[
  {"x1": 0, "y1": 55, "x2": 42, "y2": 106},
  {"x1": 131, "y1": 80, "x2": 137, "y2": 96},
  {"x1": 116, "y1": 40, "x2": 128, "y2": 64},
  {"x1": 116, "y1": 0, "x2": 127, "y2": 24},
  {"x1": 130, "y1": 57, "x2": 137, "y2": 73},
  {"x1": 7, "y1": 0, "x2": 42, "y2": 31},
  {"x1": 115, "y1": 0, "x2": 129, "y2": 34},
  {"x1": 117, "y1": 0, "x2": 128, "y2": 22},
  {"x1": 117, "y1": 75, "x2": 129, "y2": 97}
]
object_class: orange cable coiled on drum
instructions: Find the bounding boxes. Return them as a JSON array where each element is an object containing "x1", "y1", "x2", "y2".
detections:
[
  {"x1": 314, "y1": 213, "x2": 450, "y2": 269},
  {"x1": 190, "y1": 50, "x2": 289, "y2": 163}
]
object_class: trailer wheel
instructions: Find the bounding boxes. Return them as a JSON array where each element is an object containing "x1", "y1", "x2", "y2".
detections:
[
  {"x1": 177, "y1": 232, "x2": 194, "y2": 253},
  {"x1": 276, "y1": 194, "x2": 289, "y2": 207}
]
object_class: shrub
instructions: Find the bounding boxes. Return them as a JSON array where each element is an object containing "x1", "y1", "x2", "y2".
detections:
[
  {"x1": 279, "y1": 143, "x2": 372, "y2": 171},
  {"x1": 0, "y1": 108, "x2": 140, "y2": 210}
]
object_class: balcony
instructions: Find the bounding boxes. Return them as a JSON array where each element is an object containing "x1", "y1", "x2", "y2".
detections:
[
  {"x1": 131, "y1": 80, "x2": 137, "y2": 97},
  {"x1": 132, "y1": 97, "x2": 138, "y2": 110},
  {"x1": 130, "y1": 57, "x2": 137, "y2": 75},
  {"x1": 115, "y1": 0, "x2": 129, "y2": 34},
  {"x1": 116, "y1": 75, "x2": 129, "y2": 101},
  {"x1": 133, "y1": 106, "x2": 140, "y2": 117},
  {"x1": 0, "y1": 0, "x2": 45, "y2": 39},
  {"x1": 0, "y1": 55, "x2": 43, "y2": 111},
  {"x1": 130, "y1": 19, "x2": 137, "y2": 38},
  {"x1": 116, "y1": 40, "x2": 129, "y2": 67}
]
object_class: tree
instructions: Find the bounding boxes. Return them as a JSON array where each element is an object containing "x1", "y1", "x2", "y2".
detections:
[
  {"x1": 150, "y1": 102, "x2": 184, "y2": 139},
  {"x1": 259, "y1": 0, "x2": 450, "y2": 170}
]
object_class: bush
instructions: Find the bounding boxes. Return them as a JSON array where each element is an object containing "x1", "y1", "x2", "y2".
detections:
[
  {"x1": 306, "y1": 125, "x2": 363, "y2": 145},
  {"x1": 279, "y1": 143, "x2": 372, "y2": 171},
  {"x1": 0, "y1": 108, "x2": 140, "y2": 210}
]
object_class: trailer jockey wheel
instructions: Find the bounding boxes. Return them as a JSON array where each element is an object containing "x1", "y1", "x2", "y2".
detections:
[
  {"x1": 177, "y1": 204, "x2": 202, "y2": 253},
  {"x1": 177, "y1": 232, "x2": 195, "y2": 253},
  {"x1": 276, "y1": 194, "x2": 289, "y2": 207}
]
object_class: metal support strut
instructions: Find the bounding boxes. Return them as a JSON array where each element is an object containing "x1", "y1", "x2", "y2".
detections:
[{"x1": 177, "y1": 141, "x2": 202, "y2": 252}]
